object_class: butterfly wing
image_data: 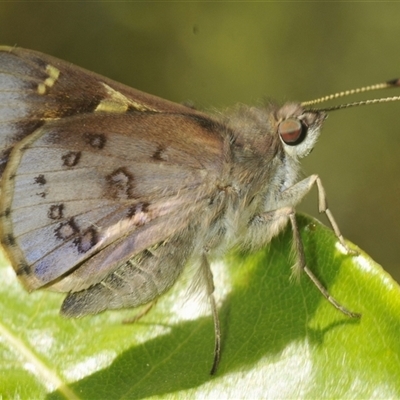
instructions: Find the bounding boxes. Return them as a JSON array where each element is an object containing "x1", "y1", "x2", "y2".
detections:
[
  {"x1": 0, "y1": 45, "x2": 209, "y2": 175},
  {"x1": 0, "y1": 47, "x2": 230, "y2": 294}
]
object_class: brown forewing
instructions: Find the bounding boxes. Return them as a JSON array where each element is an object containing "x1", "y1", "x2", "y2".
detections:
[
  {"x1": 0, "y1": 46, "x2": 231, "y2": 292},
  {"x1": 0, "y1": 46, "x2": 208, "y2": 176}
]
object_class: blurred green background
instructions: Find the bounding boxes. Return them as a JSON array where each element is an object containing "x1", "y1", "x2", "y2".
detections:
[{"x1": 0, "y1": 2, "x2": 399, "y2": 283}]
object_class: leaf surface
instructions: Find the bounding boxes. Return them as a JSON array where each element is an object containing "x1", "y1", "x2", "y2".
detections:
[{"x1": 0, "y1": 214, "x2": 399, "y2": 399}]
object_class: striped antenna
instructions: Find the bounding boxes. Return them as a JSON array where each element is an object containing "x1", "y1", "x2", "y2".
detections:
[{"x1": 301, "y1": 78, "x2": 400, "y2": 112}]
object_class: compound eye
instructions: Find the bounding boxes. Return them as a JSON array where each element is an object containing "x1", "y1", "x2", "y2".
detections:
[{"x1": 278, "y1": 118, "x2": 307, "y2": 145}]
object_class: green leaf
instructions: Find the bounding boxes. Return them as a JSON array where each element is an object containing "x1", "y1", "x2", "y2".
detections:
[{"x1": 1, "y1": 214, "x2": 399, "y2": 399}]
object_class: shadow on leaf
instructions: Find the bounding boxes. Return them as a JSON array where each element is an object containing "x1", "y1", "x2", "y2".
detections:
[{"x1": 48, "y1": 215, "x2": 360, "y2": 399}]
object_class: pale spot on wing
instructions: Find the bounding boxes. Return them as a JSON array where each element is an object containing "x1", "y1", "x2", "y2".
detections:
[
  {"x1": 44, "y1": 64, "x2": 60, "y2": 87},
  {"x1": 37, "y1": 83, "x2": 46, "y2": 95},
  {"x1": 95, "y1": 99, "x2": 128, "y2": 113},
  {"x1": 36, "y1": 64, "x2": 60, "y2": 95},
  {"x1": 61, "y1": 151, "x2": 81, "y2": 167},
  {"x1": 47, "y1": 204, "x2": 64, "y2": 220},
  {"x1": 106, "y1": 167, "x2": 135, "y2": 200},
  {"x1": 74, "y1": 227, "x2": 98, "y2": 254},
  {"x1": 127, "y1": 202, "x2": 150, "y2": 226},
  {"x1": 83, "y1": 133, "x2": 106, "y2": 149},
  {"x1": 55, "y1": 218, "x2": 79, "y2": 240},
  {"x1": 101, "y1": 211, "x2": 149, "y2": 241},
  {"x1": 95, "y1": 83, "x2": 157, "y2": 113}
]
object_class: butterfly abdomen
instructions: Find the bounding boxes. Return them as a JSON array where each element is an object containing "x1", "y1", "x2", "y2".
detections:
[{"x1": 60, "y1": 226, "x2": 198, "y2": 317}]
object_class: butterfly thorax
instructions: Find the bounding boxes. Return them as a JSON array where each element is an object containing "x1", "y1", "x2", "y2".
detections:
[{"x1": 201, "y1": 103, "x2": 323, "y2": 255}]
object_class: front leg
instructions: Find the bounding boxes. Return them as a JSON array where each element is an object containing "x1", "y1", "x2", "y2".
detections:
[
  {"x1": 248, "y1": 175, "x2": 361, "y2": 318},
  {"x1": 199, "y1": 254, "x2": 221, "y2": 375},
  {"x1": 288, "y1": 212, "x2": 361, "y2": 318},
  {"x1": 274, "y1": 174, "x2": 354, "y2": 253}
]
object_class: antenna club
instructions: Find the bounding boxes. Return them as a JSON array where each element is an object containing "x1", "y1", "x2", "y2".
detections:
[{"x1": 387, "y1": 78, "x2": 400, "y2": 87}]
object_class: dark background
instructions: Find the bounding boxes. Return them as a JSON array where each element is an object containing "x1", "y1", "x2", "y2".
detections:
[{"x1": 1, "y1": 3, "x2": 399, "y2": 282}]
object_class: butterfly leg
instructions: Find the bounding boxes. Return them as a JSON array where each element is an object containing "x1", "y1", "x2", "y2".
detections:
[
  {"x1": 279, "y1": 174, "x2": 357, "y2": 255},
  {"x1": 122, "y1": 300, "x2": 158, "y2": 324},
  {"x1": 200, "y1": 253, "x2": 221, "y2": 375},
  {"x1": 287, "y1": 212, "x2": 361, "y2": 318},
  {"x1": 251, "y1": 181, "x2": 361, "y2": 319},
  {"x1": 311, "y1": 175, "x2": 358, "y2": 256}
]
